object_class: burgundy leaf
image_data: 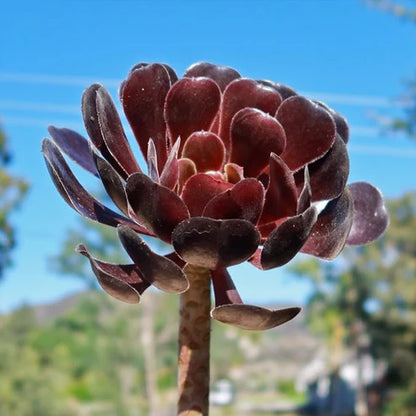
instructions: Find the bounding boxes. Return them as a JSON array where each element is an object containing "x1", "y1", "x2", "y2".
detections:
[
  {"x1": 164, "y1": 77, "x2": 221, "y2": 153},
  {"x1": 126, "y1": 173, "x2": 190, "y2": 242},
  {"x1": 178, "y1": 157, "x2": 197, "y2": 190},
  {"x1": 96, "y1": 85, "x2": 141, "y2": 176},
  {"x1": 82, "y1": 84, "x2": 125, "y2": 177},
  {"x1": 147, "y1": 139, "x2": 159, "y2": 182},
  {"x1": 347, "y1": 182, "x2": 389, "y2": 245},
  {"x1": 92, "y1": 151, "x2": 128, "y2": 214},
  {"x1": 77, "y1": 244, "x2": 149, "y2": 304},
  {"x1": 301, "y1": 187, "x2": 354, "y2": 259},
  {"x1": 121, "y1": 63, "x2": 171, "y2": 168},
  {"x1": 259, "y1": 154, "x2": 298, "y2": 224},
  {"x1": 224, "y1": 163, "x2": 244, "y2": 184},
  {"x1": 203, "y1": 178, "x2": 265, "y2": 224},
  {"x1": 117, "y1": 225, "x2": 189, "y2": 294},
  {"x1": 297, "y1": 166, "x2": 312, "y2": 214},
  {"x1": 315, "y1": 100, "x2": 349, "y2": 144},
  {"x1": 261, "y1": 206, "x2": 318, "y2": 270},
  {"x1": 181, "y1": 173, "x2": 232, "y2": 216},
  {"x1": 48, "y1": 126, "x2": 98, "y2": 176},
  {"x1": 184, "y1": 62, "x2": 241, "y2": 92},
  {"x1": 172, "y1": 217, "x2": 260, "y2": 269},
  {"x1": 230, "y1": 107, "x2": 286, "y2": 177},
  {"x1": 211, "y1": 268, "x2": 243, "y2": 306},
  {"x1": 296, "y1": 135, "x2": 349, "y2": 202},
  {"x1": 257, "y1": 80, "x2": 298, "y2": 100},
  {"x1": 219, "y1": 78, "x2": 282, "y2": 152},
  {"x1": 182, "y1": 131, "x2": 225, "y2": 172},
  {"x1": 277, "y1": 96, "x2": 336, "y2": 171},
  {"x1": 211, "y1": 304, "x2": 301, "y2": 331},
  {"x1": 42, "y1": 139, "x2": 152, "y2": 235},
  {"x1": 160, "y1": 137, "x2": 180, "y2": 189}
]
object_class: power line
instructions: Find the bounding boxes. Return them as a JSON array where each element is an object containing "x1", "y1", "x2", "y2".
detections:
[{"x1": 0, "y1": 71, "x2": 408, "y2": 108}]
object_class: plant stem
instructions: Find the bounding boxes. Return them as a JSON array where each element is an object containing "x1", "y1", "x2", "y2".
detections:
[{"x1": 177, "y1": 264, "x2": 211, "y2": 416}]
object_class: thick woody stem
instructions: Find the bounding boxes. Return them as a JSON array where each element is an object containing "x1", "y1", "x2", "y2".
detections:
[{"x1": 177, "y1": 264, "x2": 211, "y2": 416}]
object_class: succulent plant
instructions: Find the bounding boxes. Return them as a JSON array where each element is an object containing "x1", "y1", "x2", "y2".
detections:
[{"x1": 42, "y1": 61, "x2": 388, "y2": 415}]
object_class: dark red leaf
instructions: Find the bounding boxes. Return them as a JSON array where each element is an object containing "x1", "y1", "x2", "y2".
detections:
[
  {"x1": 82, "y1": 84, "x2": 125, "y2": 177},
  {"x1": 261, "y1": 206, "x2": 318, "y2": 270},
  {"x1": 48, "y1": 126, "x2": 98, "y2": 176},
  {"x1": 182, "y1": 131, "x2": 225, "y2": 172},
  {"x1": 203, "y1": 178, "x2": 265, "y2": 224},
  {"x1": 211, "y1": 304, "x2": 301, "y2": 331},
  {"x1": 277, "y1": 96, "x2": 336, "y2": 171},
  {"x1": 301, "y1": 187, "x2": 354, "y2": 259},
  {"x1": 121, "y1": 63, "x2": 171, "y2": 168},
  {"x1": 117, "y1": 225, "x2": 189, "y2": 293},
  {"x1": 77, "y1": 244, "x2": 149, "y2": 304},
  {"x1": 211, "y1": 268, "x2": 243, "y2": 306},
  {"x1": 42, "y1": 139, "x2": 152, "y2": 235},
  {"x1": 164, "y1": 77, "x2": 221, "y2": 154},
  {"x1": 219, "y1": 78, "x2": 282, "y2": 152},
  {"x1": 347, "y1": 182, "x2": 389, "y2": 245},
  {"x1": 184, "y1": 62, "x2": 241, "y2": 91},
  {"x1": 96, "y1": 86, "x2": 141, "y2": 176},
  {"x1": 181, "y1": 173, "x2": 232, "y2": 216},
  {"x1": 172, "y1": 217, "x2": 260, "y2": 269},
  {"x1": 259, "y1": 154, "x2": 298, "y2": 224},
  {"x1": 126, "y1": 173, "x2": 189, "y2": 242},
  {"x1": 230, "y1": 107, "x2": 286, "y2": 177}
]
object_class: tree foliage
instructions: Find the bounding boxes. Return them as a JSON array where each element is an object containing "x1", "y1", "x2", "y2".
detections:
[
  {"x1": 0, "y1": 123, "x2": 28, "y2": 279},
  {"x1": 292, "y1": 193, "x2": 416, "y2": 414}
]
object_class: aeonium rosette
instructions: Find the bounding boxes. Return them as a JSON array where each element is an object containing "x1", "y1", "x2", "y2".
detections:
[{"x1": 42, "y1": 62, "x2": 389, "y2": 331}]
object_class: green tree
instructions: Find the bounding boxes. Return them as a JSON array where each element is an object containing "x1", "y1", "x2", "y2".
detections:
[
  {"x1": 367, "y1": 0, "x2": 416, "y2": 137},
  {"x1": 293, "y1": 193, "x2": 416, "y2": 415},
  {"x1": 0, "y1": 122, "x2": 28, "y2": 279}
]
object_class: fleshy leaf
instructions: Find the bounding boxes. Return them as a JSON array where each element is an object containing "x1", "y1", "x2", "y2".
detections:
[
  {"x1": 224, "y1": 163, "x2": 244, "y2": 184},
  {"x1": 259, "y1": 154, "x2": 298, "y2": 224},
  {"x1": 96, "y1": 85, "x2": 141, "y2": 176},
  {"x1": 181, "y1": 173, "x2": 232, "y2": 216},
  {"x1": 121, "y1": 63, "x2": 171, "y2": 168},
  {"x1": 82, "y1": 84, "x2": 125, "y2": 177},
  {"x1": 117, "y1": 225, "x2": 189, "y2": 293},
  {"x1": 297, "y1": 166, "x2": 312, "y2": 214},
  {"x1": 203, "y1": 178, "x2": 265, "y2": 224},
  {"x1": 172, "y1": 217, "x2": 260, "y2": 269},
  {"x1": 261, "y1": 206, "x2": 318, "y2": 270},
  {"x1": 277, "y1": 96, "x2": 336, "y2": 171},
  {"x1": 147, "y1": 139, "x2": 159, "y2": 182},
  {"x1": 42, "y1": 139, "x2": 151, "y2": 235},
  {"x1": 184, "y1": 62, "x2": 241, "y2": 92},
  {"x1": 230, "y1": 107, "x2": 286, "y2": 177},
  {"x1": 257, "y1": 80, "x2": 297, "y2": 100},
  {"x1": 211, "y1": 268, "x2": 243, "y2": 306},
  {"x1": 48, "y1": 126, "x2": 98, "y2": 176},
  {"x1": 211, "y1": 304, "x2": 301, "y2": 331},
  {"x1": 301, "y1": 187, "x2": 354, "y2": 259},
  {"x1": 160, "y1": 137, "x2": 180, "y2": 189},
  {"x1": 92, "y1": 150, "x2": 128, "y2": 214},
  {"x1": 178, "y1": 158, "x2": 197, "y2": 190},
  {"x1": 182, "y1": 131, "x2": 225, "y2": 172},
  {"x1": 126, "y1": 173, "x2": 190, "y2": 242},
  {"x1": 77, "y1": 244, "x2": 149, "y2": 304},
  {"x1": 347, "y1": 182, "x2": 389, "y2": 245},
  {"x1": 164, "y1": 77, "x2": 221, "y2": 153},
  {"x1": 315, "y1": 100, "x2": 349, "y2": 144},
  {"x1": 296, "y1": 135, "x2": 349, "y2": 202},
  {"x1": 219, "y1": 78, "x2": 282, "y2": 152}
]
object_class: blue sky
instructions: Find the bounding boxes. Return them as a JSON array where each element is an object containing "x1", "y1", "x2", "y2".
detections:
[{"x1": 1, "y1": 0, "x2": 415, "y2": 313}]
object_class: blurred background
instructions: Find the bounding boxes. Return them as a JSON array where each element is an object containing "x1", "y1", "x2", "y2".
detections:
[{"x1": 1, "y1": 0, "x2": 415, "y2": 415}]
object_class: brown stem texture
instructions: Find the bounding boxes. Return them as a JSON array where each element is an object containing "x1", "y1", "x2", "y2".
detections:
[{"x1": 177, "y1": 264, "x2": 211, "y2": 416}]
